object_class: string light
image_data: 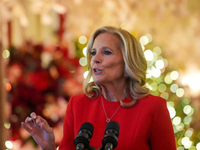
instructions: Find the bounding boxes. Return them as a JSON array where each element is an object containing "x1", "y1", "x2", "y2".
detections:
[
  {"x1": 183, "y1": 116, "x2": 192, "y2": 125},
  {"x1": 168, "y1": 107, "x2": 176, "y2": 118},
  {"x1": 5, "y1": 141, "x2": 13, "y2": 149},
  {"x1": 144, "y1": 50, "x2": 154, "y2": 61},
  {"x1": 176, "y1": 123, "x2": 184, "y2": 132},
  {"x1": 183, "y1": 105, "x2": 192, "y2": 115},
  {"x1": 177, "y1": 146, "x2": 184, "y2": 150},
  {"x1": 167, "y1": 101, "x2": 175, "y2": 107},
  {"x1": 170, "y1": 84, "x2": 178, "y2": 93},
  {"x1": 79, "y1": 57, "x2": 87, "y2": 66},
  {"x1": 181, "y1": 137, "x2": 192, "y2": 149},
  {"x1": 140, "y1": 36, "x2": 149, "y2": 45},
  {"x1": 142, "y1": 33, "x2": 199, "y2": 149},
  {"x1": 5, "y1": 83, "x2": 12, "y2": 91},
  {"x1": 196, "y1": 142, "x2": 200, "y2": 150},
  {"x1": 185, "y1": 128, "x2": 194, "y2": 138},
  {"x1": 2, "y1": 49, "x2": 10, "y2": 58},
  {"x1": 83, "y1": 71, "x2": 89, "y2": 79},
  {"x1": 155, "y1": 60, "x2": 164, "y2": 69},
  {"x1": 82, "y1": 47, "x2": 87, "y2": 57},
  {"x1": 170, "y1": 71, "x2": 179, "y2": 80},
  {"x1": 173, "y1": 116, "x2": 181, "y2": 125},
  {"x1": 176, "y1": 88, "x2": 184, "y2": 97},
  {"x1": 153, "y1": 46, "x2": 162, "y2": 55},
  {"x1": 4, "y1": 123, "x2": 11, "y2": 129},
  {"x1": 79, "y1": 35, "x2": 87, "y2": 44},
  {"x1": 164, "y1": 74, "x2": 173, "y2": 84},
  {"x1": 160, "y1": 92, "x2": 169, "y2": 100},
  {"x1": 145, "y1": 34, "x2": 153, "y2": 42},
  {"x1": 158, "y1": 83, "x2": 166, "y2": 92}
]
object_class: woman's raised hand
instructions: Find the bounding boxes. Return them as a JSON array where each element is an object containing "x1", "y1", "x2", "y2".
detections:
[{"x1": 21, "y1": 112, "x2": 56, "y2": 150}]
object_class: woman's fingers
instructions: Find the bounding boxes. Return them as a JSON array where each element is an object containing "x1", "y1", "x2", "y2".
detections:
[
  {"x1": 34, "y1": 116, "x2": 52, "y2": 132},
  {"x1": 25, "y1": 117, "x2": 35, "y2": 126},
  {"x1": 22, "y1": 112, "x2": 53, "y2": 134},
  {"x1": 30, "y1": 112, "x2": 37, "y2": 119},
  {"x1": 21, "y1": 122, "x2": 32, "y2": 134}
]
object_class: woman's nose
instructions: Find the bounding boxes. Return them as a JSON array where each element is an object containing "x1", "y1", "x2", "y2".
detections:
[
  {"x1": 93, "y1": 59, "x2": 100, "y2": 64},
  {"x1": 92, "y1": 53, "x2": 101, "y2": 64}
]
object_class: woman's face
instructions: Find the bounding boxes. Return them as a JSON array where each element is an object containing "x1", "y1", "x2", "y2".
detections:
[{"x1": 90, "y1": 33, "x2": 125, "y2": 86}]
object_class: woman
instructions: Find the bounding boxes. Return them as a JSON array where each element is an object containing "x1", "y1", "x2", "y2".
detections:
[{"x1": 22, "y1": 26, "x2": 176, "y2": 150}]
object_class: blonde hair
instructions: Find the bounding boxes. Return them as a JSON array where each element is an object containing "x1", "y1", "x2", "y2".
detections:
[{"x1": 83, "y1": 26, "x2": 149, "y2": 106}]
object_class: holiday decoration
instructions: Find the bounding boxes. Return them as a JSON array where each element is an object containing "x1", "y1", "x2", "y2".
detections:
[{"x1": 6, "y1": 41, "x2": 84, "y2": 149}]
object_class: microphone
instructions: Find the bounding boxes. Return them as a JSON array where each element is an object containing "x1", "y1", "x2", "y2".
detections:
[
  {"x1": 102, "y1": 121, "x2": 120, "y2": 150},
  {"x1": 74, "y1": 122, "x2": 94, "y2": 150}
]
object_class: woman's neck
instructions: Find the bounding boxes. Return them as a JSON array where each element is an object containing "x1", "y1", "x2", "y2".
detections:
[{"x1": 101, "y1": 84, "x2": 129, "y2": 102}]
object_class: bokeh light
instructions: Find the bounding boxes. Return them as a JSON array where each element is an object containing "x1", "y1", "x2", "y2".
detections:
[
  {"x1": 79, "y1": 35, "x2": 87, "y2": 44},
  {"x1": 145, "y1": 34, "x2": 153, "y2": 42},
  {"x1": 158, "y1": 83, "x2": 167, "y2": 92},
  {"x1": 173, "y1": 116, "x2": 181, "y2": 125},
  {"x1": 177, "y1": 146, "x2": 184, "y2": 150},
  {"x1": 176, "y1": 88, "x2": 184, "y2": 97},
  {"x1": 163, "y1": 59, "x2": 168, "y2": 67},
  {"x1": 167, "y1": 101, "x2": 175, "y2": 107},
  {"x1": 168, "y1": 107, "x2": 176, "y2": 118},
  {"x1": 181, "y1": 137, "x2": 192, "y2": 149},
  {"x1": 144, "y1": 50, "x2": 154, "y2": 61},
  {"x1": 170, "y1": 84, "x2": 178, "y2": 93},
  {"x1": 83, "y1": 71, "x2": 89, "y2": 79},
  {"x1": 79, "y1": 57, "x2": 87, "y2": 66},
  {"x1": 155, "y1": 60, "x2": 165, "y2": 69},
  {"x1": 183, "y1": 105, "x2": 192, "y2": 115},
  {"x1": 82, "y1": 47, "x2": 87, "y2": 57},
  {"x1": 140, "y1": 36, "x2": 149, "y2": 45},
  {"x1": 185, "y1": 128, "x2": 194, "y2": 137},
  {"x1": 153, "y1": 46, "x2": 162, "y2": 55},
  {"x1": 5, "y1": 83, "x2": 12, "y2": 91},
  {"x1": 170, "y1": 71, "x2": 179, "y2": 80},
  {"x1": 196, "y1": 142, "x2": 200, "y2": 150},
  {"x1": 4, "y1": 123, "x2": 11, "y2": 129},
  {"x1": 150, "y1": 83, "x2": 157, "y2": 91},
  {"x1": 5, "y1": 141, "x2": 13, "y2": 149},
  {"x1": 2, "y1": 49, "x2": 10, "y2": 58},
  {"x1": 164, "y1": 74, "x2": 173, "y2": 84},
  {"x1": 160, "y1": 92, "x2": 169, "y2": 100},
  {"x1": 183, "y1": 116, "x2": 192, "y2": 125},
  {"x1": 148, "y1": 67, "x2": 161, "y2": 78},
  {"x1": 176, "y1": 123, "x2": 185, "y2": 132}
]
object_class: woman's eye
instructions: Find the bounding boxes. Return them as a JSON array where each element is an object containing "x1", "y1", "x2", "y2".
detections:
[
  {"x1": 104, "y1": 51, "x2": 112, "y2": 55},
  {"x1": 90, "y1": 51, "x2": 96, "y2": 56}
]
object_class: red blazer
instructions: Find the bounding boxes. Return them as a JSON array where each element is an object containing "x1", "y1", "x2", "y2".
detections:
[{"x1": 59, "y1": 94, "x2": 176, "y2": 150}]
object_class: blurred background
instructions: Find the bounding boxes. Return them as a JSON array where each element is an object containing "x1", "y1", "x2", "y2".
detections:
[{"x1": 0, "y1": 0, "x2": 200, "y2": 150}]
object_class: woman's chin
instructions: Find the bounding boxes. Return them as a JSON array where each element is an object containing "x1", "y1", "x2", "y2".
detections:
[{"x1": 93, "y1": 78, "x2": 103, "y2": 85}]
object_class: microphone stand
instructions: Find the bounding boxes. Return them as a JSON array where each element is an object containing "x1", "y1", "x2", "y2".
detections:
[
  {"x1": 88, "y1": 145, "x2": 96, "y2": 150},
  {"x1": 98, "y1": 146, "x2": 103, "y2": 150}
]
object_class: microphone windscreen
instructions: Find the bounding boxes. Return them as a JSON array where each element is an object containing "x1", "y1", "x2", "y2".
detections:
[
  {"x1": 79, "y1": 122, "x2": 94, "y2": 134},
  {"x1": 105, "y1": 121, "x2": 120, "y2": 136}
]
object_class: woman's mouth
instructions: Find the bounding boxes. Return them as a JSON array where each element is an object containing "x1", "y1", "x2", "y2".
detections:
[{"x1": 93, "y1": 68, "x2": 102, "y2": 74}]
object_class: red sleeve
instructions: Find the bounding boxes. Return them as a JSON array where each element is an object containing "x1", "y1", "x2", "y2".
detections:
[
  {"x1": 150, "y1": 98, "x2": 176, "y2": 150},
  {"x1": 59, "y1": 97, "x2": 75, "y2": 150}
]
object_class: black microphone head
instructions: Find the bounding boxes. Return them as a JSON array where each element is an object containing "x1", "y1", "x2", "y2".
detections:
[
  {"x1": 79, "y1": 122, "x2": 94, "y2": 134},
  {"x1": 102, "y1": 121, "x2": 120, "y2": 149},
  {"x1": 74, "y1": 122, "x2": 94, "y2": 149},
  {"x1": 105, "y1": 121, "x2": 120, "y2": 137}
]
